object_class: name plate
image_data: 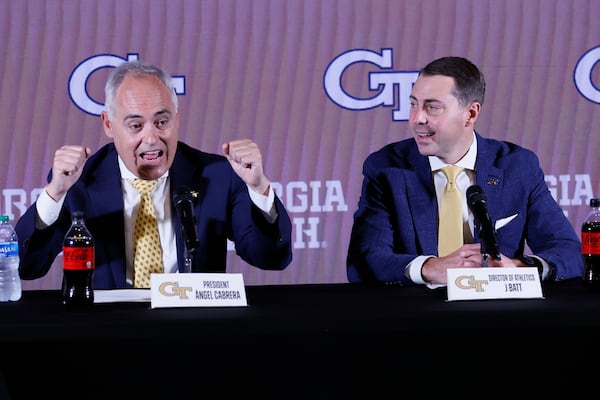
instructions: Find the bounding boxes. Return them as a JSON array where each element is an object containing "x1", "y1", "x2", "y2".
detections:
[
  {"x1": 150, "y1": 273, "x2": 248, "y2": 308},
  {"x1": 446, "y1": 267, "x2": 544, "y2": 301}
]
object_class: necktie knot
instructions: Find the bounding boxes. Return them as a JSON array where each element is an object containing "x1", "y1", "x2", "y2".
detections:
[
  {"x1": 438, "y1": 165, "x2": 464, "y2": 257},
  {"x1": 131, "y1": 179, "x2": 157, "y2": 196},
  {"x1": 441, "y1": 165, "x2": 462, "y2": 191}
]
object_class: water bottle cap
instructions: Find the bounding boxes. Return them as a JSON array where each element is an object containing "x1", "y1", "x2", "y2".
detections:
[
  {"x1": 0, "y1": 215, "x2": 8, "y2": 222},
  {"x1": 72, "y1": 211, "x2": 84, "y2": 218},
  {"x1": 591, "y1": 198, "x2": 600, "y2": 208}
]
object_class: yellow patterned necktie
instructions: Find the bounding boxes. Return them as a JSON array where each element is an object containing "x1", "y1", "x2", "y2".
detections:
[
  {"x1": 438, "y1": 166, "x2": 464, "y2": 257},
  {"x1": 130, "y1": 179, "x2": 163, "y2": 288}
]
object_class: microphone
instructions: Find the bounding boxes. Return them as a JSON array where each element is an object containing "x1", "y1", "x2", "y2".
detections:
[
  {"x1": 173, "y1": 186, "x2": 200, "y2": 254},
  {"x1": 466, "y1": 185, "x2": 501, "y2": 261}
]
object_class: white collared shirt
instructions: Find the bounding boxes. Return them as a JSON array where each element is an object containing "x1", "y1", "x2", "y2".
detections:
[{"x1": 406, "y1": 132, "x2": 477, "y2": 286}]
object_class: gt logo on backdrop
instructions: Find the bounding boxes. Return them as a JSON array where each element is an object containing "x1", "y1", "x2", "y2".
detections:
[
  {"x1": 323, "y1": 48, "x2": 418, "y2": 121},
  {"x1": 68, "y1": 53, "x2": 186, "y2": 116},
  {"x1": 574, "y1": 45, "x2": 600, "y2": 104},
  {"x1": 325, "y1": 46, "x2": 600, "y2": 121}
]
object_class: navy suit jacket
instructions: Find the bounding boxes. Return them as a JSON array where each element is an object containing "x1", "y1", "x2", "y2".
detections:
[
  {"x1": 347, "y1": 133, "x2": 584, "y2": 284},
  {"x1": 16, "y1": 142, "x2": 293, "y2": 289}
]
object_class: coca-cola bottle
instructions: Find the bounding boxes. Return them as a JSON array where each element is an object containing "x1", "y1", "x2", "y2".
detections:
[
  {"x1": 62, "y1": 211, "x2": 95, "y2": 307},
  {"x1": 582, "y1": 198, "x2": 600, "y2": 288}
]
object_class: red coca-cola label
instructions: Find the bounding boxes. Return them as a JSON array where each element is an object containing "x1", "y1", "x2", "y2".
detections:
[
  {"x1": 63, "y1": 246, "x2": 95, "y2": 270},
  {"x1": 582, "y1": 232, "x2": 600, "y2": 254}
]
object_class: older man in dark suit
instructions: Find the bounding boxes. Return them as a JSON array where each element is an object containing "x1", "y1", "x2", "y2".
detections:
[{"x1": 16, "y1": 60, "x2": 292, "y2": 289}]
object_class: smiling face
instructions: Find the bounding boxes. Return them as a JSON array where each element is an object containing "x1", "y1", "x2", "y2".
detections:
[
  {"x1": 101, "y1": 74, "x2": 179, "y2": 180},
  {"x1": 408, "y1": 74, "x2": 479, "y2": 164}
]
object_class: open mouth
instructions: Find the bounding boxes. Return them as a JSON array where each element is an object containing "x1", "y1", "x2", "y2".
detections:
[
  {"x1": 140, "y1": 150, "x2": 164, "y2": 161},
  {"x1": 416, "y1": 130, "x2": 434, "y2": 138}
]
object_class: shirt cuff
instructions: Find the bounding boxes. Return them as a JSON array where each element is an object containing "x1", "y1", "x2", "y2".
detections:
[
  {"x1": 524, "y1": 255, "x2": 553, "y2": 280},
  {"x1": 406, "y1": 255, "x2": 447, "y2": 289},
  {"x1": 35, "y1": 189, "x2": 65, "y2": 227},
  {"x1": 247, "y1": 184, "x2": 277, "y2": 223},
  {"x1": 406, "y1": 255, "x2": 428, "y2": 284}
]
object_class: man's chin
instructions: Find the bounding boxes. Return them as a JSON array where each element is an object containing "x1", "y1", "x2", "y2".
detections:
[
  {"x1": 415, "y1": 141, "x2": 437, "y2": 156},
  {"x1": 136, "y1": 164, "x2": 168, "y2": 180}
]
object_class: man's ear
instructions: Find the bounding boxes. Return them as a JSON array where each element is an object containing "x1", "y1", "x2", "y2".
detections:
[
  {"x1": 101, "y1": 111, "x2": 114, "y2": 139},
  {"x1": 466, "y1": 101, "x2": 481, "y2": 126}
]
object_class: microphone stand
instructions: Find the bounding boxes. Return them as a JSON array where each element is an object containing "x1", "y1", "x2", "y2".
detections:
[
  {"x1": 476, "y1": 221, "x2": 500, "y2": 268},
  {"x1": 174, "y1": 187, "x2": 200, "y2": 274},
  {"x1": 184, "y1": 247, "x2": 195, "y2": 273},
  {"x1": 183, "y1": 236, "x2": 199, "y2": 273},
  {"x1": 479, "y1": 232, "x2": 490, "y2": 268}
]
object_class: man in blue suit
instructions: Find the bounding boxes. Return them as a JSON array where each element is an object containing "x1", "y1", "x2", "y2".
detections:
[
  {"x1": 16, "y1": 60, "x2": 292, "y2": 289},
  {"x1": 347, "y1": 56, "x2": 583, "y2": 286}
]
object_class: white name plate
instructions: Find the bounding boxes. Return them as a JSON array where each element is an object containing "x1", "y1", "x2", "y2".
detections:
[
  {"x1": 150, "y1": 273, "x2": 248, "y2": 308},
  {"x1": 446, "y1": 267, "x2": 544, "y2": 301}
]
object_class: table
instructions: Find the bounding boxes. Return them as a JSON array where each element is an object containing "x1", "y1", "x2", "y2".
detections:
[{"x1": 1, "y1": 279, "x2": 597, "y2": 399}]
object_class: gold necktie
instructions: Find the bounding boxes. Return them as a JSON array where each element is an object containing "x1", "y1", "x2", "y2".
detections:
[
  {"x1": 130, "y1": 179, "x2": 163, "y2": 288},
  {"x1": 438, "y1": 166, "x2": 464, "y2": 257}
]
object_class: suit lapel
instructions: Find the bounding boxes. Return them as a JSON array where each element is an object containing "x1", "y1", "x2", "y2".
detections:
[
  {"x1": 474, "y1": 135, "x2": 504, "y2": 219},
  {"x1": 405, "y1": 150, "x2": 439, "y2": 255},
  {"x1": 87, "y1": 147, "x2": 125, "y2": 217}
]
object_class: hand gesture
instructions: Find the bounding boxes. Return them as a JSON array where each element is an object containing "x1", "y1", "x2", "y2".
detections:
[
  {"x1": 222, "y1": 139, "x2": 270, "y2": 195},
  {"x1": 46, "y1": 145, "x2": 92, "y2": 201}
]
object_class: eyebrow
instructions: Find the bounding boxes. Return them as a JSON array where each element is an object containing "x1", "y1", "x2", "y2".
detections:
[
  {"x1": 409, "y1": 95, "x2": 443, "y2": 104},
  {"x1": 124, "y1": 109, "x2": 172, "y2": 121}
]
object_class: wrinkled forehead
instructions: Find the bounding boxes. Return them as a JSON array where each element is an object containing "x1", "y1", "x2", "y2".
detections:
[{"x1": 115, "y1": 75, "x2": 175, "y2": 117}]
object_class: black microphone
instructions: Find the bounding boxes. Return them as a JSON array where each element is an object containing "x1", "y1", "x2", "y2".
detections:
[
  {"x1": 173, "y1": 186, "x2": 200, "y2": 254},
  {"x1": 466, "y1": 185, "x2": 501, "y2": 261}
]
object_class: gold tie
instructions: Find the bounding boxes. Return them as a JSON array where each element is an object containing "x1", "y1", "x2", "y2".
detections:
[
  {"x1": 438, "y1": 166, "x2": 464, "y2": 257},
  {"x1": 131, "y1": 179, "x2": 163, "y2": 288}
]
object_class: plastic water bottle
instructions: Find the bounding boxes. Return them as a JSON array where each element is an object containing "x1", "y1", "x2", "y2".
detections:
[{"x1": 0, "y1": 215, "x2": 22, "y2": 302}]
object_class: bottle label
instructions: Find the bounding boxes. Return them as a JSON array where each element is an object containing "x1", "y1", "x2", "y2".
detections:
[
  {"x1": 582, "y1": 232, "x2": 600, "y2": 254},
  {"x1": 0, "y1": 241, "x2": 18, "y2": 257},
  {"x1": 63, "y1": 246, "x2": 95, "y2": 270}
]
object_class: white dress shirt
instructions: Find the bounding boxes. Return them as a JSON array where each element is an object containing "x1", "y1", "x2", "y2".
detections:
[{"x1": 406, "y1": 133, "x2": 477, "y2": 286}]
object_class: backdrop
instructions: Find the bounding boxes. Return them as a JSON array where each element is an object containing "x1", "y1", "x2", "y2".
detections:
[{"x1": 2, "y1": 0, "x2": 599, "y2": 289}]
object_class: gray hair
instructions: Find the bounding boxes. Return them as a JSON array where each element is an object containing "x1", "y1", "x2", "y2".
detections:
[{"x1": 104, "y1": 60, "x2": 178, "y2": 119}]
